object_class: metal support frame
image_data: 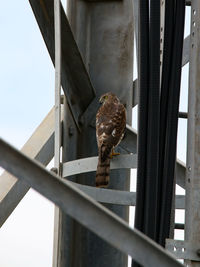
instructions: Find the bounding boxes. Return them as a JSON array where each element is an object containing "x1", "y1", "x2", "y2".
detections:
[
  {"x1": 54, "y1": 0, "x2": 61, "y2": 174},
  {"x1": 53, "y1": 1, "x2": 62, "y2": 266},
  {"x1": 0, "y1": 138, "x2": 184, "y2": 267},
  {"x1": 166, "y1": 239, "x2": 200, "y2": 261},
  {"x1": 28, "y1": 0, "x2": 186, "y2": 189},
  {"x1": 56, "y1": 1, "x2": 134, "y2": 266},
  {"x1": 0, "y1": 111, "x2": 186, "y2": 229},
  {"x1": 0, "y1": 0, "x2": 190, "y2": 265},
  {"x1": 66, "y1": 182, "x2": 186, "y2": 209},
  {"x1": 29, "y1": 0, "x2": 95, "y2": 128},
  {"x1": 62, "y1": 154, "x2": 137, "y2": 177},
  {"x1": 185, "y1": 0, "x2": 200, "y2": 265}
]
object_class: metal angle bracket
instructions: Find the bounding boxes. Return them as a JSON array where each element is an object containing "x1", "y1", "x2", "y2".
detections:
[{"x1": 166, "y1": 239, "x2": 200, "y2": 261}]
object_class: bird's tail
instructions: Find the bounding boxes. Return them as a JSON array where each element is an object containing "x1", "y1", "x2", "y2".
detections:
[{"x1": 96, "y1": 157, "x2": 110, "y2": 188}]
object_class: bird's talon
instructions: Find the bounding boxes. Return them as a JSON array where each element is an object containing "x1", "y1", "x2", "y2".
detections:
[{"x1": 110, "y1": 149, "x2": 120, "y2": 159}]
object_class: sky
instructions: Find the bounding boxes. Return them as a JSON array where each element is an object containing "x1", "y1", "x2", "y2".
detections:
[
  {"x1": 0, "y1": 1, "x2": 190, "y2": 267},
  {"x1": 0, "y1": 1, "x2": 62, "y2": 266}
]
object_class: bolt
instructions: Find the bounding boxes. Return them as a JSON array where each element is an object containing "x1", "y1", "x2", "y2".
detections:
[
  {"x1": 69, "y1": 126, "x2": 75, "y2": 136},
  {"x1": 51, "y1": 167, "x2": 58, "y2": 174}
]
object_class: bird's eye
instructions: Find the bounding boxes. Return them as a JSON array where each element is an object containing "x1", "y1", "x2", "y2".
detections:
[{"x1": 104, "y1": 95, "x2": 108, "y2": 100}]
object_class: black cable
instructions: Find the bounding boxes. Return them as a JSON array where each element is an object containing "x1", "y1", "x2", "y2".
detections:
[
  {"x1": 133, "y1": 0, "x2": 185, "y2": 264},
  {"x1": 157, "y1": 0, "x2": 175, "y2": 243},
  {"x1": 158, "y1": 0, "x2": 185, "y2": 246},
  {"x1": 134, "y1": 0, "x2": 149, "y2": 234},
  {"x1": 144, "y1": 0, "x2": 160, "y2": 240},
  {"x1": 133, "y1": 0, "x2": 160, "y2": 265},
  {"x1": 132, "y1": 0, "x2": 149, "y2": 266}
]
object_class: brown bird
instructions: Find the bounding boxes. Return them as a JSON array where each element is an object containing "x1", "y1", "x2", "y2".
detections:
[{"x1": 96, "y1": 92, "x2": 126, "y2": 187}]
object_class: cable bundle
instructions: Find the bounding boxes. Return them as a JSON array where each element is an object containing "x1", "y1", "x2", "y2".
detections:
[{"x1": 133, "y1": 0, "x2": 185, "y2": 265}]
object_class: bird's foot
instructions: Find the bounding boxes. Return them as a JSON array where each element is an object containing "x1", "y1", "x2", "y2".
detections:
[{"x1": 109, "y1": 149, "x2": 120, "y2": 159}]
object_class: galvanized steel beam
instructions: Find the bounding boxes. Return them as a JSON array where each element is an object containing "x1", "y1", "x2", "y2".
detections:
[
  {"x1": 60, "y1": 1, "x2": 134, "y2": 266},
  {"x1": 53, "y1": 1, "x2": 62, "y2": 266},
  {"x1": 54, "y1": 0, "x2": 62, "y2": 175},
  {"x1": 185, "y1": 0, "x2": 200, "y2": 265},
  {"x1": 0, "y1": 138, "x2": 183, "y2": 267}
]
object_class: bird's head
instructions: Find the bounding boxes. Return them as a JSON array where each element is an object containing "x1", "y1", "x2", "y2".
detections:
[{"x1": 99, "y1": 92, "x2": 119, "y2": 104}]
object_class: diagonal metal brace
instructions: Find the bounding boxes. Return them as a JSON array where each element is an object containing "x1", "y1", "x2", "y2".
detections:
[
  {"x1": 0, "y1": 138, "x2": 183, "y2": 267},
  {"x1": 29, "y1": 0, "x2": 96, "y2": 128}
]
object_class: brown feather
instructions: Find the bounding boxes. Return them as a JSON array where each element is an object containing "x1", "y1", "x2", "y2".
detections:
[
  {"x1": 96, "y1": 92, "x2": 126, "y2": 187},
  {"x1": 96, "y1": 156, "x2": 110, "y2": 188}
]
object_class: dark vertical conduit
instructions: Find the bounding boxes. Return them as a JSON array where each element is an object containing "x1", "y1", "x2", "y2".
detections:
[
  {"x1": 134, "y1": 0, "x2": 149, "y2": 235},
  {"x1": 157, "y1": 0, "x2": 175, "y2": 243},
  {"x1": 158, "y1": 0, "x2": 185, "y2": 246},
  {"x1": 144, "y1": 0, "x2": 160, "y2": 239},
  {"x1": 133, "y1": 0, "x2": 160, "y2": 265},
  {"x1": 133, "y1": 0, "x2": 185, "y2": 264}
]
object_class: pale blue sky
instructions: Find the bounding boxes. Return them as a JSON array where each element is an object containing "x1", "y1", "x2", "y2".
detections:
[
  {"x1": 0, "y1": 1, "x2": 190, "y2": 266},
  {"x1": 0, "y1": 1, "x2": 54, "y2": 147},
  {"x1": 0, "y1": 1, "x2": 59, "y2": 266}
]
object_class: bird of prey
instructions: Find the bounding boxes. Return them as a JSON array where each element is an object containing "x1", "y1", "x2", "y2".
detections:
[{"x1": 96, "y1": 92, "x2": 126, "y2": 187}]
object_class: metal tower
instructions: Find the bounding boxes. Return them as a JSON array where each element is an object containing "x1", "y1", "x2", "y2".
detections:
[{"x1": 0, "y1": 0, "x2": 199, "y2": 266}]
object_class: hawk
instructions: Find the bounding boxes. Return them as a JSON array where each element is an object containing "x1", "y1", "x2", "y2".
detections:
[{"x1": 96, "y1": 92, "x2": 126, "y2": 187}]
